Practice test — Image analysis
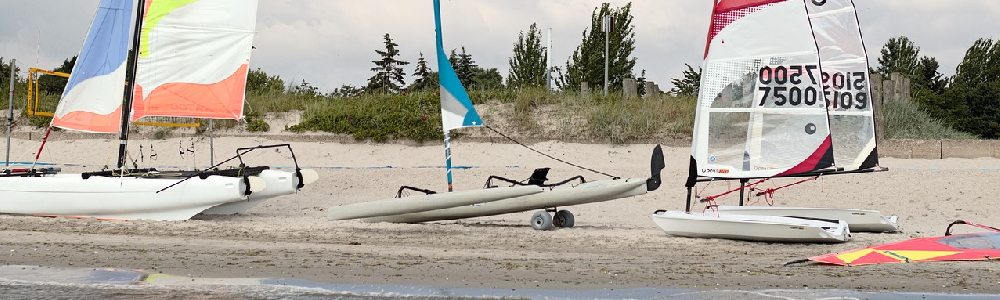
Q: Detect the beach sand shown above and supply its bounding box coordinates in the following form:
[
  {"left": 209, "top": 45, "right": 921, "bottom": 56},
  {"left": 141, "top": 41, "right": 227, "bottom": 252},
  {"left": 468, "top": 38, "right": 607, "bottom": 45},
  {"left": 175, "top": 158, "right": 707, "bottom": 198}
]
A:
[{"left": 2, "top": 131, "right": 999, "bottom": 294}]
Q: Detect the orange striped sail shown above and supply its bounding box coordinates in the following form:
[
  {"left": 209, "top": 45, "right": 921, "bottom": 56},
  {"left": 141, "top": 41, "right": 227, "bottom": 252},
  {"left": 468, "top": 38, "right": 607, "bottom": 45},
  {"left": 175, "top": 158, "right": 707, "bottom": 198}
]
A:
[{"left": 130, "top": 0, "right": 258, "bottom": 121}]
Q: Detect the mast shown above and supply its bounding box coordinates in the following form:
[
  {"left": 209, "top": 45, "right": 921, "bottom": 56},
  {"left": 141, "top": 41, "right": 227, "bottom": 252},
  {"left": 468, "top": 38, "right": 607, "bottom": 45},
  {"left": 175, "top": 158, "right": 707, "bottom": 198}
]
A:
[
  {"left": 5, "top": 59, "right": 14, "bottom": 168},
  {"left": 116, "top": 0, "right": 147, "bottom": 169}
]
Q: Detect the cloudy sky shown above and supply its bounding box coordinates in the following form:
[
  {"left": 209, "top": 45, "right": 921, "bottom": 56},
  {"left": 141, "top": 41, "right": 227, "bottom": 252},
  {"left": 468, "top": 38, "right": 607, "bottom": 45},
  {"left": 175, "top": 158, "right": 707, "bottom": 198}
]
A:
[{"left": 1, "top": 0, "right": 997, "bottom": 93}]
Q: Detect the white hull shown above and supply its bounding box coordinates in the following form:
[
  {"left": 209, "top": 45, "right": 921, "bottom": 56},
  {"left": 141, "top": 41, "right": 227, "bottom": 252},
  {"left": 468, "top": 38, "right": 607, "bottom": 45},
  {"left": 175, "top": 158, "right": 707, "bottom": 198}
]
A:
[
  {"left": 650, "top": 210, "right": 850, "bottom": 243},
  {"left": 361, "top": 178, "right": 649, "bottom": 223},
  {"left": 328, "top": 185, "right": 544, "bottom": 221},
  {"left": 201, "top": 169, "right": 304, "bottom": 215},
  {"left": 715, "top": 205, "right": 899, "bottom": 232},
  {"left": 0, "top": 174, "right": 251, "bottom": 221}
]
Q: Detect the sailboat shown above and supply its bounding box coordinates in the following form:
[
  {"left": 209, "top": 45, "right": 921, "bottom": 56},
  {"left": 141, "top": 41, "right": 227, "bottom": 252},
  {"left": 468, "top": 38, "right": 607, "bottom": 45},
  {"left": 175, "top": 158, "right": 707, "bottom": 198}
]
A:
[
  {"left": 129, "top": 0, "right": 316, "bottom": 215},
  {"left": 710, "top": 0, "right": 897, "bottom": 233},
  {"left": 327, "top": 0, "right": 545, "bottom": 221},
  {"left": 0, "top": 0, "right": 257, "bottom": 221},
  {"left": 649, "top": 0, "right": 866, "bottom": 243},
  {"left": 329, "top": 0, "right": 664, "bottom": 230},
  {"left": 0, "top": 0, "right": 308, "bottom": 220}
]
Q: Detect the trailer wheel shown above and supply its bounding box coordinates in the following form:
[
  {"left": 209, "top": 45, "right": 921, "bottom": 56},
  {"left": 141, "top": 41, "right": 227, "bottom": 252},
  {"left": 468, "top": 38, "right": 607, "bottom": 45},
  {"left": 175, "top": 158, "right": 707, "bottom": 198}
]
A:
[{"left": 530, "top": 210, "right": 554, "bottom": 231}]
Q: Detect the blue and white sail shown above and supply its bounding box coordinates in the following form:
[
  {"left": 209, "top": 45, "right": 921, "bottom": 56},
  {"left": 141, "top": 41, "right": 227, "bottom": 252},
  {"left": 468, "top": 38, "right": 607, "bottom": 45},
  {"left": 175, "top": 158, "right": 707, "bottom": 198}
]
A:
[
  {"left": 51, "top": 0, "right": 132, "bottom": 133},
  {"left": 434, "top": 0, "right": 482, "bottom": 191},
  {"left": 434, "top": 0, "right": 483, "bottom": 132}
]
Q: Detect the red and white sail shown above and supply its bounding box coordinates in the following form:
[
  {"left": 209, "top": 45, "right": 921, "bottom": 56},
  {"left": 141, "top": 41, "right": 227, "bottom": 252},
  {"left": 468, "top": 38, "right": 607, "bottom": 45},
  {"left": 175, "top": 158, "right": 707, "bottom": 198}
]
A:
[{"left": 691, "top": 0, "right": 834, "bottom": 179}]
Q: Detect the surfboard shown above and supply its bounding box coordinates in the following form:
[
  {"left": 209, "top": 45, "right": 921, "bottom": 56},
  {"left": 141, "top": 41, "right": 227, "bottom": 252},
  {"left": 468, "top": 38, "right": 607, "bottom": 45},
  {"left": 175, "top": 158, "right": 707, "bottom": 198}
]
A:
[
  {"left": 327, "top": 185, "right": 544, "bottom": 221},
  {"left": 359, "top": 178, "right": 649, "bottom": 223}
]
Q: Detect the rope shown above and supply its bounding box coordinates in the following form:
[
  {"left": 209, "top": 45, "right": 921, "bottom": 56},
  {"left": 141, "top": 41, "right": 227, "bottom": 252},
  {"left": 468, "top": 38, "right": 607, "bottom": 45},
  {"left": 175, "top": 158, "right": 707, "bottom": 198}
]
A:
[
  {"left": 699, "top": 178, "right": 767, "bottom": 203},
  {"left": 30, "top": 127, "right": 52, "bottom": 170},
  {"left": 750, "top": 176, "right": 818, "bottom": 204},
  {"left": 945, "top": 220, "right": 1000, "bottom": 236},
  {"left": 155, "top": 146, "right": 258, "bottom": 193},
  {"left": 483, "top": 124, "right": 617, "bottom": 179}
]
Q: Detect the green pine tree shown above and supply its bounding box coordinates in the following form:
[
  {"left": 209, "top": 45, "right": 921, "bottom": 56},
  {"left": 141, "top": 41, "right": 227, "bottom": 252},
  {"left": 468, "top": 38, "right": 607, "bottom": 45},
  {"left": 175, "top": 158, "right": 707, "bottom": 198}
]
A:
[
  {"left": 449, "top": 47, "right": 477, "bottom": 88},
  {"left": 408, "top": 52, "right": 436, "bottom": 91},
  {"left": 367, "top": 33, "right": 410, "bottom": 94}
]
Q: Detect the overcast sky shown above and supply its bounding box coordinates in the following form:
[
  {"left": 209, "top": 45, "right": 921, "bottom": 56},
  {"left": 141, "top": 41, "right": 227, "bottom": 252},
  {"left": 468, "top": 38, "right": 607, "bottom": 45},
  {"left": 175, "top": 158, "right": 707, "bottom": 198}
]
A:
[{"left": 1, "top": 1, "right": 997, "bottom": 93}]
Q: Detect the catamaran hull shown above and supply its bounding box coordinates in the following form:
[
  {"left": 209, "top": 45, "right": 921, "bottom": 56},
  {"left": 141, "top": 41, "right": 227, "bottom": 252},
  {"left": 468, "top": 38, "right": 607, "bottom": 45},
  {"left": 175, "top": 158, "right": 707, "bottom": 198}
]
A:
[
  {"left": 650, "top": 210, "right": 850, "bottom": 243},
  {"left": 201, "top": 169, "right": 302, "bottom": 215},
  {"left": 0, "top": 175, "right": 250, "bottom": 221},
  {"left": 715, "top": 206, "right": 899, "bottom": 232},
  {"left": 327, "top": 185, "right": 545, "bottom": 221},
  {"left": 361, "top": 178, "right": 649, "bottom": 223}
]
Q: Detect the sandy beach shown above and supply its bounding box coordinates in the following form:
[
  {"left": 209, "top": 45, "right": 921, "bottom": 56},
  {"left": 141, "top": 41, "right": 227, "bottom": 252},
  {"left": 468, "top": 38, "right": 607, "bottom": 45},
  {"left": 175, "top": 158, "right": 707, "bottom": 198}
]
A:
[{"left": 2, "top": 130, "right": 1000, "bottom": 295}]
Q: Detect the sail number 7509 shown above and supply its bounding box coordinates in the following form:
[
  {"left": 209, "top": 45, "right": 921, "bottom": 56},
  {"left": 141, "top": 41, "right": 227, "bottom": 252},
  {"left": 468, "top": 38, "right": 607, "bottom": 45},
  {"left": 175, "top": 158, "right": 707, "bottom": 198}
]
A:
[{"left": 757, "top": 65, "right": 868, "bottom": 109}]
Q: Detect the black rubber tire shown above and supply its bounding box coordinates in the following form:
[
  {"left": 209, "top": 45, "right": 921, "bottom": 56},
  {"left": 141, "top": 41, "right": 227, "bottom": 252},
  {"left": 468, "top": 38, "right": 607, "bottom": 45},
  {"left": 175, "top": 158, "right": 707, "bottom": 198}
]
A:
[
  {"left": 554, "top": 210, "right": 575, "bottom": 228},
  {"left": 530, "top": 210, "right": 554, "bottom": 231}
]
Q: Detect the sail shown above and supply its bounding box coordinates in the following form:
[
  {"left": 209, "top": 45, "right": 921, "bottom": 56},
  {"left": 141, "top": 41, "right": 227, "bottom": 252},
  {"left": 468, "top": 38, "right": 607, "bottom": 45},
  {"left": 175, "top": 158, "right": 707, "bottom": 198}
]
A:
[
  {"left": 130, "top": 0, "right": 258, "bottom": 121},
  {"left": 806, "top": 0, "right": 879, "bottom": 170},
  {"left": 690, "top": 0, "right": 834, "bottom": 179},
  {"left": 50, "top": 0, "right": 132, "bottom": 133},
  {"left": 434, "top": 0, "right": 483, "bottom": 132}
]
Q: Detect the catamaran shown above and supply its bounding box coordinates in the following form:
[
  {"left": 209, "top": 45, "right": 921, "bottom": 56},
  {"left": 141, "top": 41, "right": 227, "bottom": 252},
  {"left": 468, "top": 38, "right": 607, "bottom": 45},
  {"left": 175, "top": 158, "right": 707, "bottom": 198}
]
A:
[
  {"left": 329, "top": 0, "right": 664, "bottom": 230},
  {"left": 650, "top": 0, "right": 892, "bottom": 243},
  {"left": 0, "top": 0, "right": 309, "bottom": 220}
]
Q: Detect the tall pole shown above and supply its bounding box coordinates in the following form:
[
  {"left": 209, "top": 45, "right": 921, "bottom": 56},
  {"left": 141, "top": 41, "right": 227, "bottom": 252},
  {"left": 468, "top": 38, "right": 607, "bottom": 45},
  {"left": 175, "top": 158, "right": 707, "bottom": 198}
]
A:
[
  {"left": 117, "top": 0, "right": 147, "bottom": 169},
  {"left": 5, "top": 59, "right": 15, "bottom": 168},
  {"left": 546, "top": 27, "right": 552, "bottom": 91},
  {"left": 208, "top": 119, "right": 215, "bottom": 166},
  {"left": 603, "top": 13, "right": 610, "bottom": 96}
]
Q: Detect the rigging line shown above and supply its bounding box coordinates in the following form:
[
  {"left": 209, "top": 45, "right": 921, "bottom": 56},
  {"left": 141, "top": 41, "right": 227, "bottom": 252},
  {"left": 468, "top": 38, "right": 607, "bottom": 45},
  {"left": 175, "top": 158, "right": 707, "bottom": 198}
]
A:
[
  {"left": 699, "top": 178, "right": 767, "bottom": 202},
  {"left": 155, "top": 146, "right": 262, "bottom": 193},
  {"left": 483, "top": 124, "right": 617, "bottom": 179},
  {"left": 752, "top": 176, "right": 818, "bottom": 200}
]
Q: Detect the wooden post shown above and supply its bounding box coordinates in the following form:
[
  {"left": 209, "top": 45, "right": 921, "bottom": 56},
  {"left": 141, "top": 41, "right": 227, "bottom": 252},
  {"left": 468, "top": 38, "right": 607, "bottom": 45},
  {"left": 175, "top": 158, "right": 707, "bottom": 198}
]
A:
[{"left": 622, "top": 78, "right": 637, "bottom": 98}]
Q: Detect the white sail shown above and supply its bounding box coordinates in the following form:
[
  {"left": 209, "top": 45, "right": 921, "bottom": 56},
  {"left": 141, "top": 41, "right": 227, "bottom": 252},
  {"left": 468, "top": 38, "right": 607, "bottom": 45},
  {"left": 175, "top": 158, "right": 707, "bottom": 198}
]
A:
[
  {"left": 806, "top": 0, "right": 879, "bottom": 170},
  {"left": 691, "top": 0, "right": 834, "bottom": 179}
]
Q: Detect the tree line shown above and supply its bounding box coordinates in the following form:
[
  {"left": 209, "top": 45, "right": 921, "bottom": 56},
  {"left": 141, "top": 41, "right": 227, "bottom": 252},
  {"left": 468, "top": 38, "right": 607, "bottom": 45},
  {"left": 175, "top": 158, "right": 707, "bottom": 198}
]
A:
[
  {"left": 12, "top": 2, "right": 1000, "bottom": 139},
  {"left": 875, "top": 37, "right": 1000, "bottom": 138}
]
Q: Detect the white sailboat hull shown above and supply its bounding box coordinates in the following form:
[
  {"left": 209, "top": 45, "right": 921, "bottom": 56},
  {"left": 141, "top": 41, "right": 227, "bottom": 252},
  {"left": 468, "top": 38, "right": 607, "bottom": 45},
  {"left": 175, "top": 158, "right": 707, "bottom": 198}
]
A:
[
  {"left": 0, "top": 174, "right": 250, "bottom": 221},
  {"left": 201, "top": 169, "right": 301, "bottom": 215},
  {"left": 361, "top": 178, "right": 649, "bottom": 223},
  {"left": 327, "top": 185, "right": 545, "bottom": 221},
  {"left": 650, "top": 210, "right": 850, "bottom": 243},
  {"left": 715, "top": 205, "right": 899, "bottom": 232}
]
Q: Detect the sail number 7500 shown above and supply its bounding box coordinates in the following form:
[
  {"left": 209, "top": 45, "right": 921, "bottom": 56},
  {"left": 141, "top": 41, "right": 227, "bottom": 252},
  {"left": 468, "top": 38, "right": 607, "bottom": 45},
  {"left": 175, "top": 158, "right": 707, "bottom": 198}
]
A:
[{"left": 757, "top": 65, "right": 868, "bottom": 109}]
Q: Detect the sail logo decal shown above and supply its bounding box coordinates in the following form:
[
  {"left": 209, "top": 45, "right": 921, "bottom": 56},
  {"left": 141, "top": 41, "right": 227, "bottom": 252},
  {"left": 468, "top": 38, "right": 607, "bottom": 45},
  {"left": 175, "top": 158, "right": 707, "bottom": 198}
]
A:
[
  {"left": 701, "top": 168, "right": 730, "bottom": 174},
  {"left": 812, "top": 0, "right": 826, "bottom": 6}
]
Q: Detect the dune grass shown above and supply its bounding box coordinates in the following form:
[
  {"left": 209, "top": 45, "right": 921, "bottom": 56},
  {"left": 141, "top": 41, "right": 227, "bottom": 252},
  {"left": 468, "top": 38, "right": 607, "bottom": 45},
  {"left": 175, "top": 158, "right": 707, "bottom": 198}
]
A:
[
  {"left": 877, "top": 99, "right": 976, "bottom": 140},
  {"left": 8, "top": 87, "right": 979, "bottom": 143}
]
